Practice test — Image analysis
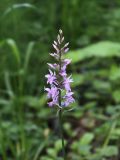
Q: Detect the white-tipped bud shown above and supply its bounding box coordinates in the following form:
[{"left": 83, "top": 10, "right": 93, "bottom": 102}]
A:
[
  {"left": 49, "top": 53, "right": 54, "bottom": 56},
  {"left": 49, "top": 53, "right": 59, "bottom": 59},
  {"left": 57, "top": 34, "right": 61, "bottom": 44},
  {"left": 61, "top": 37, "right": 64, "bottom": 43},
  {"left": 47, "top": 63, "right": 54, "bottom": 69},
  {"left": 52, "top": 44, "right": 59, "bottom": 53},
  {"left": 54, "top": 40, "right": 57, "bottom": 45},
  {"left": 59, "top": 29, "right": 63, "bottom": 35},
  {"left": 64, "top": 42, "right": 69, "bottom": 48}
]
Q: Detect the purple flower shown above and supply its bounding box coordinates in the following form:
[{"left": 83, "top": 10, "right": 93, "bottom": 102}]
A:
[
  {"left": 45, "top": 86, "right": 59, "bottom": 107},
  {"left": 63, "top": 59, "right": 71, "bottom": 65},
  {"left": 60, "top": 69, "right": 67, "bottom": 77},
  {"left": 45, "top": 70, "right": 57, "bottom": 85},
  {"left": 64, "top": 48, "right": 69, "bottom": 53},
  {"left": 63, "top": 76, "right": 73, "bottom": 92},
  {"left": 60, "top": 59, "right": 71, "bottom": 77},
  {"left": 45, "top": 87, "right": 58, "bottom": 99},
  {"left": 63, "top": 92, "right": 75, "bottom": 107},
  {"left": 45, "top": 29, "right": 75, "bottom": 107}
]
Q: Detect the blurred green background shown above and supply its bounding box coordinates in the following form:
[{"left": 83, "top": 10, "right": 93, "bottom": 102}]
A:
[{"left": 1, "top": 0, "right": 120, "bottom": 160}]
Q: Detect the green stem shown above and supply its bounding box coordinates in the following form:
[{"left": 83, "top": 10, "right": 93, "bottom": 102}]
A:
[
  {"left": 59, "top": 109, "right": 66, "bottom": 160},
  {"left": 58, "top": 30, "right": 66, "bottom": 159},
  {"left": 103, "top": 121, "right": 117, "bottom": 148},
  {"left": 17, "top": 60, "right": 27, "bottom": 159},
  {"left": 0, "top": 129, "right": 7, "bottom": 160}
]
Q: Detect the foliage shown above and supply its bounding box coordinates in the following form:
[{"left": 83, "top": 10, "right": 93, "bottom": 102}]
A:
[
  {"left": 66, "top": 41, "right": 120, "bottom": 159},
  {"left": 1, "top": 0, "right": 120, "bottom": 160}
]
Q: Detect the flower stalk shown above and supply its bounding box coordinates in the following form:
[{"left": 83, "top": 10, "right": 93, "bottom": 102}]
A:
[
  {"left": 59, "top": 109, "right": 66, "bottom": 159},
  {"left": 45, "top": 29, "right": 75, "bottom": 159}
]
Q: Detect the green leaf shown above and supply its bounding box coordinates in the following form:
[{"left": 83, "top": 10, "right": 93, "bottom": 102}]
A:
[
  {"left": 93, "top": 80, "right": 111, "bottom": 91},
  {"left": 3, "top": 3, "right": 37, "bottom": 16},
  {"left": 46, "top": 148, "right": 57, "bottom": 158},
  {"left": 54, "top": 139, "right": 62, "bottom": 152},
  {"left": 4, "top": 71, "right": 14, "bottom": 98},
  {"left": 41, "top": 157, "right": 53, "bottom": 160},
  {"left": 72, "top": 74, "right": 84, "bottom": 87},
  {"left": 97, "top": 146, "right": 118, "bottom": 157},
  {"left": 111, "top": 128, "right": 120, "bottom": 137},
  {"left": 0, "top": 99, "right": 9, "bottom": 105},
  {"left": 78, "top": 145, "right": 91, "bottom": 155},
  {"left": 6, "top": 39, "right": 21, "bottom": 65},
  {"left": 66, "top": 41, "right": 120, "bottom": 63},
  {"left": 112, "top": 90, "right": 120, "bottom": 103},
  {"left": 22, "top": 95, "right": 46, "bottom": 108},
  {"left": 24, "top": 41, "right": 35, "bottom": 73},
  {"left": 109, "top": 65, "right": 120, "bottom": 81},
  {"left": 80, "top": 133, "right": 94, "bottom": 145}
]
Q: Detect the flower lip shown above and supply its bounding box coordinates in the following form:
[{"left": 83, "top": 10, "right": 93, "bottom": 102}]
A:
[
  {"left": 45, "top": 70, "right": 57, "bottom": 85},
  {"left": 64, "top": 48, "right": 69, "bottom": 53}
]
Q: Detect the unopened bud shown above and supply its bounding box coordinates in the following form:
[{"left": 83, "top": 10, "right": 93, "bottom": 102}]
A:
[{"left": 59, "top": 29, "right": 63, "bottom": 35}]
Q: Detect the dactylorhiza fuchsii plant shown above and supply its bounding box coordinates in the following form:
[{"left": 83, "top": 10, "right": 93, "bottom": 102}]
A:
[{"left": 45, "top": 29, "right": 75, "bottom": 159}]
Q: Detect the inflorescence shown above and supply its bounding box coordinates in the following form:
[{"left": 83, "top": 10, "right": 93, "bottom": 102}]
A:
[{"left": 45, "top": 29, "right": 75, "bottom": 107}]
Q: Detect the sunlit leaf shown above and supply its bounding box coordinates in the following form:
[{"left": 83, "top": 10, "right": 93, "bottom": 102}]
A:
[
  {"left": 3, "top": 3, "right": 37, "bottom": 16},
  {"left": 66, "top": 41, "right": 120, "bottom": 63}
]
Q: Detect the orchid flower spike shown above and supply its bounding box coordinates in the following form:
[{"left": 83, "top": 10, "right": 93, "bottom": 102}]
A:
[{"left": 45, "top": 29, "right": 75, "bottom": 107}]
